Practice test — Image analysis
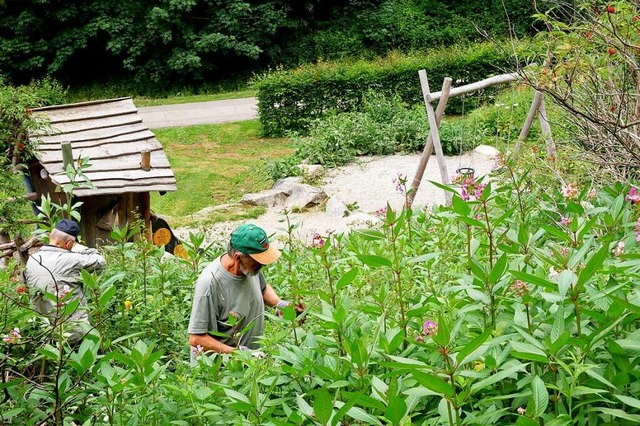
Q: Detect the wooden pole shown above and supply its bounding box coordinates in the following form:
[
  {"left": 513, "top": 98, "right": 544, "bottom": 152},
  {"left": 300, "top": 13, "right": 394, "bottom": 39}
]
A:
[
  {"left": 513, "top": 90, "right": 543, "bottom": 159},
  {"left": 419, "top": 70, "right": 451, "bottom": 206},
  {"left": 538, "top": 96, "right": 557, "bottom": 160},
  {"left": 140, "top": 193, "right": 152, "bottom": 242},
  {"left": 61, "top": 141, "right": 73, "bottom": 170},
  {"left": 141, "top": 150, "right": 151, "bottom": 171},
  {"left": 426, "top": 73, "right": 518, "bottom": 103},
  {"left": 407, "top": 77, "right": 452, "bottom": 208}
]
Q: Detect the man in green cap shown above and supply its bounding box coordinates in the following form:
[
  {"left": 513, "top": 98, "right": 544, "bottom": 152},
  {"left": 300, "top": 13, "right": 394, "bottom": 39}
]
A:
[{"left": 188, "top": 223, "right": 300, "bottom": 360}]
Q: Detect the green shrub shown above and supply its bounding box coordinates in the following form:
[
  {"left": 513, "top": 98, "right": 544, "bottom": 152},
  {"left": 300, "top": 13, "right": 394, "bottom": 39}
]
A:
[{"left": 257, "top": 42, "right": 527, "bottom": 137}]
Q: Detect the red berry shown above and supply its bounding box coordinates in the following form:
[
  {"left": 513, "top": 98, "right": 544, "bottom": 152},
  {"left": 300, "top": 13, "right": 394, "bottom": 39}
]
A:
[
  {"left": 585, "top": 31, "right": 592, "bottom": 38},
  {"left": 607, "top": 5, "right": 615, "bottom": 13},
  {"left": 609, "top": 47, "right": 616, "bottom": 55},
  {"left": 16, "top": 285, "right": 27, "bottom": 294},
  {"left": 634, "top": 16, "right": 640, "bottom": 22}
]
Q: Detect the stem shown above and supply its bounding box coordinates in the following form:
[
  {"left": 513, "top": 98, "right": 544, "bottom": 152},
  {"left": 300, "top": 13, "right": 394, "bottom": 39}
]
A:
[
  {"left": 390, "top": 231, "right": 408, "bottom": 346},
  {"left": 573, "top": 296, "right": 582, "bottom": 337}
]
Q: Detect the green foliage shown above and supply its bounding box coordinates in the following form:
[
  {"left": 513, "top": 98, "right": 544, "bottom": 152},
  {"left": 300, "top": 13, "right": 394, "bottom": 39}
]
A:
[{"left": 256, "top": 42, "right": 522, "bottom": 137}]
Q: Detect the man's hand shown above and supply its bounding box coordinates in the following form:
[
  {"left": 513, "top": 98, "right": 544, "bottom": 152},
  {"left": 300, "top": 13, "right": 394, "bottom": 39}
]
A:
[{"left": 275, "top": 300, "right": 306, "bottom": 325}]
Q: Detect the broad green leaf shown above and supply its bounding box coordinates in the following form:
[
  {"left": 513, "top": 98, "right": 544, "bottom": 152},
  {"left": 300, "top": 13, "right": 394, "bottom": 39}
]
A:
[
  {"left": 531, "top": 376, "right": 549, "bottom": 417},
  {"left": 385, "top": 394, "right": 408, "bottom": 425},
  {"left": 541, "top": 224, "right": 573, "bottom": 244},
  {"left": 470, "top": 364, "right": 527, "bottom": 393},
  {"left": 511, "top": 341, "right": 548, "bottom": 363},
  {"left": 451, "top": 194, "right": 471, "bottom": 215},
  {"left": 614, "top": 339, "right": 640, "bottom": 356},
  {"left": 407, "top": 253, "right": 439, "bottom": 264},
  {"left": 614, "top": 394, "right": 640, "bottom": 410},
  {"left": 488, "top": 253, "right": 508, "bottom": 285},
  {"left": 357, "top": 254, "right": 392, "bottom": 269},
  {"left": 352, "top": 229, "right": 385, "bottom": 240},
  {"left": 336, "top": 267, "right": 359, "bottom": 291},
  {"left": 556, "top": 270, "right": 575, "bottom": 298},
  {"left": 585, "top": 369, "right": 616, "bottom": 389},
  {"left": 411, "top": 371, "right": 453, "bottom": 397},
  {"left": 332, "top": 394, "right": 363, "bottom": 426},
  {"left": 590, "top": 407, "right": 640, "bottom": 422},
  {"left": 515, "top": 416, "right": 539, "bottom": 426},
  {"left": 456, "top": 329, "right": 492, "bottom": 365},
  {"left": 314, "top": 387, "right": 333, "bottom": 425},
  {"left": 296, "top": 394, "right": 314, "bottom": 417},
  {"left": 346, "top": 406, "right": 382, "bottom": 425},
  {"left": 509, "top": 270, "right": 555, "bottom": 291},
  {"left": 99, "top": 285, "right": 117, "bottom": 309},
  {"left": 576, "top": 244, "right": 609, "bottom": 288}
]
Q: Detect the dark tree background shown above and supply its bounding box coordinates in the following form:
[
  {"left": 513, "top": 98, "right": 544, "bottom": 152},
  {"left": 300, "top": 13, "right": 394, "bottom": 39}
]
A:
[{"left": 0, "top": 0, "right": 539, "bottom": 93}]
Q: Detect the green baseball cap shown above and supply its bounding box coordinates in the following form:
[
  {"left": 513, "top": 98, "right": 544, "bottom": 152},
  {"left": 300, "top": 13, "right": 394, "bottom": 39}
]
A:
[{"left": 230, "top": 223, "right": 280, "bottom": 265}]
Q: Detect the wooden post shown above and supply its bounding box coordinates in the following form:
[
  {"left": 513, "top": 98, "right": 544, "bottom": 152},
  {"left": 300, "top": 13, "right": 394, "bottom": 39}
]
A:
[
  {"left": 538, "top": 97, "right": 557, "bottom": 160},
  {"left": 61, "top": 141, "right": 73, "bottom": 170},
  {"left": 140, "top": 193, "right": 152, "bottom": 242},
  {"left": 141, "top": 150, "right": 151, "bottom": 171},
  {"left": 407, "top": 77, "right": 452, "bottom": 208},
  {"left": 419, "top": 70, "right": 451, "bottom": 205},
  {"left": 513, "top": 90, "right": 543, "bottom": 159}
]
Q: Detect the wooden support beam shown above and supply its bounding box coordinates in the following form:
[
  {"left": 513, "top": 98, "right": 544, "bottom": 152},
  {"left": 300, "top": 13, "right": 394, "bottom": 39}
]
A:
[
  {"left": 407, "top": 77, "right": 452, "bottom": 208},
  {"left": 426, "top": 73, "right": 518, "bottom": 103},
  {"left": 538, "top": 97, "right": 557, "bottom": 160},
  {"left": 419, "top": 70, "right": 451, "bottom": 206},
  {"left": 513, "top": 90, "right": 544, "bottom": 159}
]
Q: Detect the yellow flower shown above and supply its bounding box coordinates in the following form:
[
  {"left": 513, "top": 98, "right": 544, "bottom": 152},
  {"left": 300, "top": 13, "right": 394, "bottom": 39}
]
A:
[
  {"left": 124, "top": 300, "right": 133, "bottom": 310},
  {"left": 473, "top": 361, "right": 485, "bottom": 372}
]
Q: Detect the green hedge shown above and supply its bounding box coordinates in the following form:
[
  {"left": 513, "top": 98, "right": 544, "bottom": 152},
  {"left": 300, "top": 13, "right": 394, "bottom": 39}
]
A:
[{"left": 257, "top": 43, "right": 520, "bottom": 137}]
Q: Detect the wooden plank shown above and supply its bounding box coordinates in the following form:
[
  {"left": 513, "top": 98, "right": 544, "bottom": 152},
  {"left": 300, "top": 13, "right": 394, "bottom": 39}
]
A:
[
  {"left": 38, "top": 122, "right": 150, "bottom": 144},
  {"left": 39, "top": 141, "right": 163, "bottom": 163},
  {"left": 42, "top": 151, "right": 172, "bottom": 174},
  {"left": 51, "top": 169, "right": 175, "bottom": 185},
  {"left": 75, "top": 184, "right": 177, "bottom": 197},
  {"left": 33, "top": 98, "right": 137, "bottom": 124},
  {"left": 31, "top": 113, "right": 141, "bottom": 136},
  {"left": 38, "top": 131, "right": 158, "bottom": 150},
  {"left": 513, "top": 90, "right": 543, "bottom": 158}
]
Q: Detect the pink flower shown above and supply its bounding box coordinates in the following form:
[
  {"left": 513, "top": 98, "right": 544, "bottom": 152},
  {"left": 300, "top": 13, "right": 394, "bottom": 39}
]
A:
[
  {"left": 393, "top": 173, "right": 407, "bottom": 195},
  {"left": 509, "top": 280, "right": 528, "bottom": 297},
  {"left": 635, "top": 218, "right": 640, "bottom": 242},
  {"left": 626, "top": 187, "right": 640, "bottom": 205},
  {"left": 587, "top": 188, "right": 597, "bottom": 200},
  {"left": 2, "top": 328, "right": 21, "bottom": 344},
  {"left": 560, "top": 216, "right": 571, "bottom": 226},
  {"left": 423, "top": 320, "right": 438, "bottom": 336},
  {"left": 310, "top": 232, "right": 326, "bottom": 249},
  {"left": 562, "top": 182, "right": 579, "bottom": 199},
  {"left": 473, "top": 183, "right": 487, "bottom": 199},
  {"left": 374, "top": 206, "right": 388, "bottom": 217},
  {"left": 614, "top": 241, "right": 625, "bottom": 257},
  {"left": 415, "top": 335, "right": 424, "bottom": 343}
]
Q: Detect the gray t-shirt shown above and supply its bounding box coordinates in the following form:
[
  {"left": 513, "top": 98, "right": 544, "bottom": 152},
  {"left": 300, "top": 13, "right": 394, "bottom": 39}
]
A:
[{"left": 188, "top": 256, "right": 267, "bottom": 359}]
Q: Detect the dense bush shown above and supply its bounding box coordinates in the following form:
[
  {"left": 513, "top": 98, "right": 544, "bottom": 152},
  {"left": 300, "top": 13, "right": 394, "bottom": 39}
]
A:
[
  {"left": 256, "top": 42, "right": 524, "bottom": 137},
  {"left": 2, "top": 151, "right": 640, "bottom": 424}
]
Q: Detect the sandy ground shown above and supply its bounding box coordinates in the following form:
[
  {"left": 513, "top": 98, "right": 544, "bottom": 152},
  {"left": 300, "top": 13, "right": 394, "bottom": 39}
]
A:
[{"left": 174, "top": 147, "right": 499, "bottom": 247}]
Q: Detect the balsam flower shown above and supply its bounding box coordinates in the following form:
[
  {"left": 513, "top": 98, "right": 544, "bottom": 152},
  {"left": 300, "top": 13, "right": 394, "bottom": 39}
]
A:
[
  {"left": 423, "top": 320, "right": 438, "bottom": 336},
  {"left": 626, "top": 187, "right": 640, "bottom": 205},
  {"left": 562, "top": 182, "right": 578, "bottom": 199}
]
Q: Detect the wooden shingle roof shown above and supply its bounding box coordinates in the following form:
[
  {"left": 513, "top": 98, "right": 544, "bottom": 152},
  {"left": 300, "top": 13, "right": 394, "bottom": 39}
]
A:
[{"left": 31, "top": 98, "right": 176, "bottom": 197}]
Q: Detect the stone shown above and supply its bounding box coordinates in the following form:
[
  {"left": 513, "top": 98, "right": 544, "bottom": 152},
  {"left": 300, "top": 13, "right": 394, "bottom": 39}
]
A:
[
  {"left": 474, "top": 144, "right": 499, "bottom": 158},
  {"left": 345, "top": 212, "right": 381, "bottom": 228},
  {"left": 240, "top": 190, "right": 288, "bottom": 207},
  {"left": 326, "top": 196, "right": 349, "bottom": 217},
  {"left": 296, "top": 164, "right": 324, "bottom": 179},
  {"left": 271, "top": 177, "right": 326, "bottom": 209}
]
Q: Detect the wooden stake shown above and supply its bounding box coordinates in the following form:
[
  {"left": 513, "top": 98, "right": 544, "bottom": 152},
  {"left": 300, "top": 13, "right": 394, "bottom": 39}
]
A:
[
  {"left": 538, "top": 96, "right": 557, "bottom": 160},
  {"left": 513, "top": 90, "right": 543, "bottom": 159},
  {"left": 61, "top": 142, "right": 73, "bottom": 170},
  {"left": 407, "top": 77, "right": 452, "bottom": 208},
  {"left": 141, "top": 150, "right": 151, "bottom": 171},
  {"left": 427, "top": 73, "right": 518, "bottom": 103},
  {"left": 419, "top": 70, "right": 451, "bottom": 206}
]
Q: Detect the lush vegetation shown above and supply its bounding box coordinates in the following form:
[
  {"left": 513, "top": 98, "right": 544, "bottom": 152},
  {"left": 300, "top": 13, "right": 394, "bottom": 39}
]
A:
[
  {"left": 257, "top": 43, "right": 521, "bottom": 137},
  {"left": 3, "top": 146, "right": 640, "bottom": 424},
  {"left": 0, "top": 0, "right": 539, "bottom": 94}
]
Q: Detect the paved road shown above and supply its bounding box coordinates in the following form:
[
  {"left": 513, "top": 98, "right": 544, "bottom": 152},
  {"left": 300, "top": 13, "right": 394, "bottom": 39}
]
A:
[{"left": 137, "top": 97, "right": 258, "bottom": 129}]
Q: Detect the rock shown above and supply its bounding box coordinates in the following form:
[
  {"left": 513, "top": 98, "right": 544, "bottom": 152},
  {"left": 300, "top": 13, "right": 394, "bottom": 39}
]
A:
[
  {"left": 326, "top": 196, "right": 349, "bottom": 217},
  {"left": 474, "top": 144, "right": 499, "bottom": 158},
  {"left": 273, "top": 178, "right": 327, "bottom": 209},
  {"left": 296, "top": 164, "right": 324, "bottom": 179},
  {"left": 240, "top": 189, "right": 288, "bottom": 207}
]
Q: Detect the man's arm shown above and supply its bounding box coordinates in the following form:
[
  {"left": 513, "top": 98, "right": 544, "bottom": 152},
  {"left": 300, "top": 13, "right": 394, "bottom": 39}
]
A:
[
  {"left": 262, "top": 284, "right": 282, "bottom": 307},
  {"left": 188, "top": 333, "right": 236, "bottom": 354},
  {"left": 71, "top": 243, "right": 106, "bottom": 272}
]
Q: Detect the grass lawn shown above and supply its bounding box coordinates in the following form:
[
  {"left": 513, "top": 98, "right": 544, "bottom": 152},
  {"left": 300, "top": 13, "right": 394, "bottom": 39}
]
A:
[
  {"left": 151, "top": 119, "right": 293, "bottom": 226},
  {"left": 133, "top": 90, "right": 256, "bottom": 107}
]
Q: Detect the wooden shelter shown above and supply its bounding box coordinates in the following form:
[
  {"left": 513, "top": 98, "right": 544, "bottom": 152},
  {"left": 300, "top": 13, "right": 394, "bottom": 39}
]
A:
[{"left": 27, "top": 97, "right": 177, "bottom": 247}]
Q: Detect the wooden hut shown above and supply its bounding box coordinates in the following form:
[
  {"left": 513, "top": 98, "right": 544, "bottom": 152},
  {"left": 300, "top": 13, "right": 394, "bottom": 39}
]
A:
[{"left": 27, "top": 98, "right": 177, "bottom": 247}]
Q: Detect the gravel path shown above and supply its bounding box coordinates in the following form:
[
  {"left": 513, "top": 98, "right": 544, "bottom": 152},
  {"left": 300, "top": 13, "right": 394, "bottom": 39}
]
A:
[{"left": 174, "top": 147, "right": 499, "bottom": 247}]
